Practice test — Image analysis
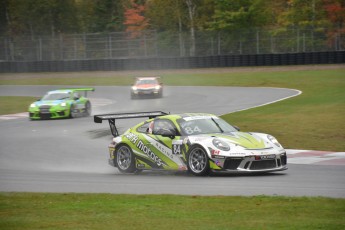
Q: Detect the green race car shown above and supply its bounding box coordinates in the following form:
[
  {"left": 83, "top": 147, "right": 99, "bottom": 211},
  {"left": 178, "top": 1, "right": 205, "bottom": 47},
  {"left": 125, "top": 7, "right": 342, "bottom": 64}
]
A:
[
  {"left": 28, "top": 88, "right": 94, "bottom": 120},
  {"left": 94, "top": 111, "right": 287, "bottom": 176}
]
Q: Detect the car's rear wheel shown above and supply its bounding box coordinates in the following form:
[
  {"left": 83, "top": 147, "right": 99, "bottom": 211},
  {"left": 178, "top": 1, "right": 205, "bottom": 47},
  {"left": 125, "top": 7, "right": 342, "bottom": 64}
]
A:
[
  {"left": 85, "top": 101, "right": 91, "bottom": 116},
  {"left": 115, "top": 144, "right": 136, "bottom": 173},
  {"left": 187, "top": 145, "right": 210, "bottom": 176},
  {"left": 69, "top": 104, "right": 77, "bottom": 118}
]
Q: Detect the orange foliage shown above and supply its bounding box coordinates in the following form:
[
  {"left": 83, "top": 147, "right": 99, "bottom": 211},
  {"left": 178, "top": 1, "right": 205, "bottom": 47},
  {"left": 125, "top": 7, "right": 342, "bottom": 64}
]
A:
[
  {"left": 323, "top": 0, "right": 345, "bottom": 24},
  {"left": 123, "top": 0, "right": 149, "bottom": 38},
  {"left": 323, "top": 0, "right": 345, "bottom": 47}
]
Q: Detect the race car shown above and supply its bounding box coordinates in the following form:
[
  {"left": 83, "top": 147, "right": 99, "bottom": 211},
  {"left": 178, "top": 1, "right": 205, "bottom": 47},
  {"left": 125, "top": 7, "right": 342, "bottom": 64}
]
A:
[
  {"left": 28, "top": 88, "right": 94, "bottom": 120},
  {"left": 130, "top": 77, "right": 163, "bottom": 99},
  {"left": 94, "top": 111, "right": 287, "bottom": 176}
]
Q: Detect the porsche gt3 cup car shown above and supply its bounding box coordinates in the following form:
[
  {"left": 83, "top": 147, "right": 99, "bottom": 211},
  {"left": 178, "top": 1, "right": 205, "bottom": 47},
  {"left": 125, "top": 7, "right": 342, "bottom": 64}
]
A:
[
  {"left": 28, "top": 88, "right": 94, "bottom": 120},
  {"left": 131, "top": 77, "right": 163, "bottom": 99},
  {"left": 94, "top": 112, "right": 287, "bottom": 176}
]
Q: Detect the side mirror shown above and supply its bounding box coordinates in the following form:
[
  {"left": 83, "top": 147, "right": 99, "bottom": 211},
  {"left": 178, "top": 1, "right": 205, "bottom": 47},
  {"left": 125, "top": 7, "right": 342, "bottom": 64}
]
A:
[{"left": 234, "top": 126, "right": 240, "bottom": 131}]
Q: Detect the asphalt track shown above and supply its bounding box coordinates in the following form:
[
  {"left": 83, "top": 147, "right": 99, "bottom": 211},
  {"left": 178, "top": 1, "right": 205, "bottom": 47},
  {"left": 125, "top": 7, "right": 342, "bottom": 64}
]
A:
[{"left": 0, "top": 85, "right": 344, "bottom": 198}]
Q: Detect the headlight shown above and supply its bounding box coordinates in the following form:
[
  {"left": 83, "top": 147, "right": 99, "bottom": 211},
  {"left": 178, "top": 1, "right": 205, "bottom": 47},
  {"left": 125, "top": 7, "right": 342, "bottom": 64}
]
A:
[
  {"left": 267, "top": 135, "right": 281, "bottom": 147},
  {"left": 132, "top": 86, "right": 138, "bottom": 90},
  {"left": 212, "top": 138, "right": 230, "bottom": 151},
  {"left": 60, "top": 102, "right": 67, "bottom": 107},
  {"left": 155, "top": 85, "right": 161, "bottom": 90},
  {"left": 30, "top": 103, "right": 36, "bottom": 108}
]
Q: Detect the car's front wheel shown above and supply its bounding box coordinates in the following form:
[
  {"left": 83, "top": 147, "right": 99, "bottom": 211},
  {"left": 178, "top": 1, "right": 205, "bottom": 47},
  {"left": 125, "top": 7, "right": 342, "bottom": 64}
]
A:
[
  {"left": 115, "top": 144, "right": 136, "bottom": 173},
  {"left": 187, "top": 145, "right": 210, "bottom": 176}
]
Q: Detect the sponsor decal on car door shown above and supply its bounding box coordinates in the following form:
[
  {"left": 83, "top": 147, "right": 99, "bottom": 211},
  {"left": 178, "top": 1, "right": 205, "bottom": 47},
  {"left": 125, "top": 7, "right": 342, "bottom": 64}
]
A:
[{"left": 142, "top": 134, "right": 186, "bottom": 170}]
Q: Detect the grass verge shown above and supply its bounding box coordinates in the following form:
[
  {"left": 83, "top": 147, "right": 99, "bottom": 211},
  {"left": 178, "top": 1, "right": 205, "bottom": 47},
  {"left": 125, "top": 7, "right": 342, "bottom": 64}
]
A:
[
  {"left": 1, "top": 193, "right": 344, "bottom": 230},
  {"left": 0, "top": 96, "right": 38, "bottom": 115}
]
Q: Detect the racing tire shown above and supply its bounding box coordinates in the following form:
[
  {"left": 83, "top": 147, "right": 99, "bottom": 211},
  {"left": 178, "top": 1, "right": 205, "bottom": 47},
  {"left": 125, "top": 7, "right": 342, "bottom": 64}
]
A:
[
  {"left": 187, "top": 145, "right": 210, "bottom": 176},
  {"left": 157, "top": 91, "right": 163, "bottom": 98},
  {"left": 69, "top": 104, "right": 77, "bottom": 118},
  {"left": 85, "top": 101, "right": 91, "bottom": 116},
  {"left": 115, "top": 144, "right": 136, "bottom": 173},
  {"left": 131, "top": 92, "right": 137, "bottom": 100}
]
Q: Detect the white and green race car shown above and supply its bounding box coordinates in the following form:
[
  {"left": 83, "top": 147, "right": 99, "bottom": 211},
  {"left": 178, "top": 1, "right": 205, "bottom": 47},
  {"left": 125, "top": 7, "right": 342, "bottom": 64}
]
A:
[{"left": 94, "top": 112, "right": 287, "bottom": 176}]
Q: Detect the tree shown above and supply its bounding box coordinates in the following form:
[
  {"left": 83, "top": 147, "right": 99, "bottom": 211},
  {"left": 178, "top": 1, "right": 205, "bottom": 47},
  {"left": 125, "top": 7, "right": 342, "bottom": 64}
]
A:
[
  {"left": 323, "top": 0, "right": 345, "bottom": 49},
  {"left": 123, "top": 0, "right": 149, "bottom": 38},
  {"left": 85, "top": 0, "right": 125, "bottom": 33},
  {"left": 6, "top": 0, "right": 79, "bottom": 37},
  {"left": 0, "top": 0, "right": 9, "bottom": 36},
  {"left": 207, "top": 0, "right": 271, "bottom": 31},
  {"left": 185, "top": 0, "right": 196, "bottom": 55}
]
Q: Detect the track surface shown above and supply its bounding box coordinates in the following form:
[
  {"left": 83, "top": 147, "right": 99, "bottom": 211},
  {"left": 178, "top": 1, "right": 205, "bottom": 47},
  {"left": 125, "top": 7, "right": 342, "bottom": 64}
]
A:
[{"left": 0, "top": 85, "right": 344, "bottom": 198}]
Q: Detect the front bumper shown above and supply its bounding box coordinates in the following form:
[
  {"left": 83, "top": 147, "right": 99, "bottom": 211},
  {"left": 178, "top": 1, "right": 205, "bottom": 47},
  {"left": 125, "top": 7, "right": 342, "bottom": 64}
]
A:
[
  {"left": 29, "top": 109, "right": 70, "bottom": 119},
  {"left": 212, "top": 152, "right": 287, "bottom": 173},
  {"left": 132, "top": 89, "right": 161, "bottom": 96}
]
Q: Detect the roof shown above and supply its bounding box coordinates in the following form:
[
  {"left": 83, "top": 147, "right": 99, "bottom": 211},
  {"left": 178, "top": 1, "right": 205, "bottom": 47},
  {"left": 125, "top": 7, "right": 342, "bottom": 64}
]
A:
[{"left": 135, "top": 77, "right": 160, "bottom": 81}]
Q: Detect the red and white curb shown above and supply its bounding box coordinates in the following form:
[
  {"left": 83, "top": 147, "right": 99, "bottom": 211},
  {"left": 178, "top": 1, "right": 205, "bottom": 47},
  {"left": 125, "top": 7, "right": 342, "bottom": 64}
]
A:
[
  {"left": 286, "top": 149, "right": 345, "bottom": 166},
  {"left": 0, "top": 112, "right": 28, "bottom": 120}
]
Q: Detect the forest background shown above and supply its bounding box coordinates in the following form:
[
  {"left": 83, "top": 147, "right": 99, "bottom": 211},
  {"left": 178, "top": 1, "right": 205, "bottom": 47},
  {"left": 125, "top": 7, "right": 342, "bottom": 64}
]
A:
[
  {"left": 0, "top": 0, "right": 344, "bottom": 61},
  {"left": 1, "top": 0, "right": 344, "bottom": 42}
]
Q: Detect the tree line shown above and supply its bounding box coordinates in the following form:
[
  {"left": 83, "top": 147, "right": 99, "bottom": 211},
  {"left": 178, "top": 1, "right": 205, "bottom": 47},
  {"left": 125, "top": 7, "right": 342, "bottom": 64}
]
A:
[
  {"left": 1, "top": 0, "right": 344, "bottom": 35},
  {"left": 0, "top": 0, "right": 344, "bottom": 56}
]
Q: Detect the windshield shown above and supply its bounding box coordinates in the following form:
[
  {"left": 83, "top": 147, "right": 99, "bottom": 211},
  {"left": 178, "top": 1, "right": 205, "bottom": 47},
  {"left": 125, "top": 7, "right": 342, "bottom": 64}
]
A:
[
  {"left": 136, "top": 79, "right": 158, "bottom": 85},
  {"left": 42, "top": 92, "right": 70, "bottom": 100},
  {"left": 178, "top": 116, "right": 238, "bottom": 135}
]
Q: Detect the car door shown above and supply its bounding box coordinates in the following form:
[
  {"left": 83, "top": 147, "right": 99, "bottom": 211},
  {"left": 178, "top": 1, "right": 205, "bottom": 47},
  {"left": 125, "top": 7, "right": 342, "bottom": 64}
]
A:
[
  {"left": 72, "top": 92, "right": 86, "bottom": 112},
  {"left": 144, "top": 119, "right": 186, "bottom": 170}
]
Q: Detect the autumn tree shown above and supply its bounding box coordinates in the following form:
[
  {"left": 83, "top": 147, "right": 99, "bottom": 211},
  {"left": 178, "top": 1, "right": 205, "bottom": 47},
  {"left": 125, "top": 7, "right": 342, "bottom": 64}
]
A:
[
  {"left": 123, "top": 0, "right": 149, "bottom": 38},
  {"left": 323, "top": 0, "right": 345, "bottom": 49}
]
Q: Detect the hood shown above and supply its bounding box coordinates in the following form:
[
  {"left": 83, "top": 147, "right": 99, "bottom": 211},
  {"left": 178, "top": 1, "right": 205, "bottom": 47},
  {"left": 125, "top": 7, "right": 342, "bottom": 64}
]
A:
[
  {"left": 34, "top": 100, "right": 65, "bottom": 106},
  {"left": 136, "top": 84, "right": 157, "bottom": 89},
  {"left": 212, "top": 132, "right": 267, "bottom": 149}
]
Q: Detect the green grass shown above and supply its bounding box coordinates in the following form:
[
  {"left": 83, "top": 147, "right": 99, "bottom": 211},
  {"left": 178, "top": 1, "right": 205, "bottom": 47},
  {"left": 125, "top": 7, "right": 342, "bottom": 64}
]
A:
[
  {"left": 1, "top": 193, "right": 344, "bottom": 230},
  {"left": 1, "top": 67, "right": 344, "bottom": 151},
  {"left": 0, "top": 96, "right": 38, "bottom": 115}
]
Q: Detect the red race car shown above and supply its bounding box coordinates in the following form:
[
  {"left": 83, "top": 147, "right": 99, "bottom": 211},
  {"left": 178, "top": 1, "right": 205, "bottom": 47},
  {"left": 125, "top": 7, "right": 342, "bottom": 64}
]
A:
[{"left": 131, "top": 77, "right": 163, "bottom": 99}]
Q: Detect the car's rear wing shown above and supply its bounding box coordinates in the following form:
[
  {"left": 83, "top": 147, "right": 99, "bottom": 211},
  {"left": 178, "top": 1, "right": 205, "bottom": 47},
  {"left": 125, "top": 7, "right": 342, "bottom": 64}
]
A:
[
  {"left": 94, "top": 111, "right": 168, "bottom": 137},
  {"left": 60, "top": 87, "right": 95, "bottom": 97}
]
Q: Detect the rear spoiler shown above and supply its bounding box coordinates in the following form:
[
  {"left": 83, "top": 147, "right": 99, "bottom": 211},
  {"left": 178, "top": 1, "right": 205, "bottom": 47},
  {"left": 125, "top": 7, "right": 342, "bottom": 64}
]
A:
[
  {"left": 94, "top": 111, "right": 168, "bottom": 137},
  {"left": 60, "top": 88, "right": 95, "bottom": 97}
]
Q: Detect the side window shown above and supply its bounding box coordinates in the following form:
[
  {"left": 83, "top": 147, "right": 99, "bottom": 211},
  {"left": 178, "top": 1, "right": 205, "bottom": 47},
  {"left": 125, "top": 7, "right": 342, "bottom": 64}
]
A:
[
  {"left": 152, "top": 119, "right": 177, "bottom": 136},
  {"left": 73, "top": 92, "right": 80, "bottom": 100},
  {"left": 136, "top": 122, "right": 150, "bottom": 133}
]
